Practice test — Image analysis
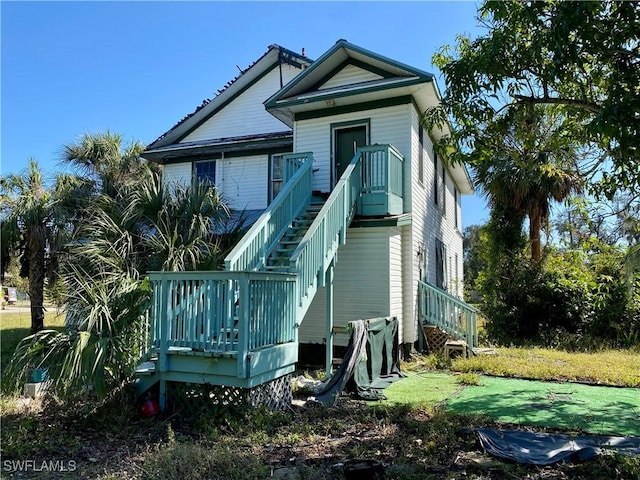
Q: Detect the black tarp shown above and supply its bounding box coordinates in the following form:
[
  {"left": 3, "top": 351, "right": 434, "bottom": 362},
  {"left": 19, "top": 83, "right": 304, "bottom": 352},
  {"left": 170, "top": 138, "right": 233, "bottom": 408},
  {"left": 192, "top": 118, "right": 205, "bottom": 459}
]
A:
[
  {"left": 476, "top": 428, "right": 640, "bottom": 465},
  {"left": 309, "top": 317, "right": 403, "bottom": 405}
]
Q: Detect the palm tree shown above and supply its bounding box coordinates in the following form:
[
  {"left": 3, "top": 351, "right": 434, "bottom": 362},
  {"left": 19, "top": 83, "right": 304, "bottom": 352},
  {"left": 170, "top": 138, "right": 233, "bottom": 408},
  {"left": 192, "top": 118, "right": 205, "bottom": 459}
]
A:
[
  {"left": 7, "top": 137, "right": 237, "bottom": 398},
  {"left": 0, "top": 159, "right": 77, "bottom": 332},
  {"left": 472, "top": 107, "right": 582, "bottom": 261},
  {"left": 63, "top": 131, "right": 150, "bottom": 199}
]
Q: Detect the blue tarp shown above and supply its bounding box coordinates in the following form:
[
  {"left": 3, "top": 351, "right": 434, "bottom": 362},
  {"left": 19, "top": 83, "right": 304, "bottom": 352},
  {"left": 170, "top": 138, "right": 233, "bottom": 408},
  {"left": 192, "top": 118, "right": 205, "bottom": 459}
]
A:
[{"left": 476, "top": 428, "right": 640, "bottom": 465}]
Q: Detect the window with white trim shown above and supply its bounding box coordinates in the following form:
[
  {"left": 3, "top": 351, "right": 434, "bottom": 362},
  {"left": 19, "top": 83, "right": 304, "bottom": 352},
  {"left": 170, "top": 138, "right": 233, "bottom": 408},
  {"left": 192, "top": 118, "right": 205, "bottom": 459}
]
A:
[
  {"left": 269, "top": 154, "right": 284, "bottom": 203},
  {"left": 435, "top": 238, "right": 448, "bottom": 291}
]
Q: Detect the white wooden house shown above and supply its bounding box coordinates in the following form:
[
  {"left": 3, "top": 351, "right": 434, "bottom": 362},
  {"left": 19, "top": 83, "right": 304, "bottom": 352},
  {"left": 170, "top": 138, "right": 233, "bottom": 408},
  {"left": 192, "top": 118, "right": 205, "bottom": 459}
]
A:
[{"left": 139, "top": 40, "right": 477, "bottom": 409}]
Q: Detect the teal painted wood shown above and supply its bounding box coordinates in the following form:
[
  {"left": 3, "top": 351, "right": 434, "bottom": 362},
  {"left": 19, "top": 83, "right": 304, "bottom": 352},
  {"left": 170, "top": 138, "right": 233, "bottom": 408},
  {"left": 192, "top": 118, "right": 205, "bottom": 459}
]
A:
[
  {"left": 224, "top": 152, "right": 313, "bottom": 272},
  {"left": 148, "top": 272, "right": 298, "bottom": 365},
  {"left": 359, "top": 145, "right": 404, "bottom": 216},
  {"left": 289, "top": 144, "right": 405, "bottom": 320},
  {"left": 141, "top": 145, "right": 408, "bottom": 392},
  {"left": 289, "top": 150, "right": 363, "bottom": 319},
  {"left": 418, "top": 280, "right": 478, "bottom": 347}
]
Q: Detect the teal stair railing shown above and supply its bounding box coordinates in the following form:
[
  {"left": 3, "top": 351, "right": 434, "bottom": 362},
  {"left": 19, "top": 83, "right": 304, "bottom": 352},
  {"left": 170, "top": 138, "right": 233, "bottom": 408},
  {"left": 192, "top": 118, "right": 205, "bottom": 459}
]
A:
[
  {"left": 224, "top": 152, "right": 313, "bottom": 271},
  {"left": 289, "top": 144, "right": 403, "bottom": 319},
  {"left": 418, "top": 280, "right": 478, "bottom": 347}
]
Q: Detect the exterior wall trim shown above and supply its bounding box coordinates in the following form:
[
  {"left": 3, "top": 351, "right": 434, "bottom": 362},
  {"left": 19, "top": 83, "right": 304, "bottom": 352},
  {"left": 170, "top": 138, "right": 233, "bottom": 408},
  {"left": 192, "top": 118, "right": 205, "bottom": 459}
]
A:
[{"left": 295, "top": 95, "right": 413, "bottom": 121}]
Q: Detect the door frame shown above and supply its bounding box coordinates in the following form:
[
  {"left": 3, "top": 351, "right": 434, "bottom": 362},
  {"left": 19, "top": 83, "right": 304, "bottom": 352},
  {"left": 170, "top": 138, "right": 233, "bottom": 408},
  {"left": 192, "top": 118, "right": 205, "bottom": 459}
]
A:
[{"left": 330, "top": 119, "right": 370, "bottom": 188}]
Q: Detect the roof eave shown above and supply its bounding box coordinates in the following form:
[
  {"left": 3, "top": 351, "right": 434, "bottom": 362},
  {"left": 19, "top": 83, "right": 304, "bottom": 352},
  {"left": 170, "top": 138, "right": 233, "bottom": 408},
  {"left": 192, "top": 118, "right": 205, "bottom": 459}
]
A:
[{"left": 264, "top": 39, "right": 434, "bottom": 110}]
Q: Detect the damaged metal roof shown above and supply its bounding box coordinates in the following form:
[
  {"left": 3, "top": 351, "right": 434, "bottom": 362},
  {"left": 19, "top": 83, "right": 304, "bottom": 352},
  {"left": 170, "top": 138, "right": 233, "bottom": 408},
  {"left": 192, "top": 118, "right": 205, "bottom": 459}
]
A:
[{"left": 146, "top": 44, "right": 313, "bottom": 151}]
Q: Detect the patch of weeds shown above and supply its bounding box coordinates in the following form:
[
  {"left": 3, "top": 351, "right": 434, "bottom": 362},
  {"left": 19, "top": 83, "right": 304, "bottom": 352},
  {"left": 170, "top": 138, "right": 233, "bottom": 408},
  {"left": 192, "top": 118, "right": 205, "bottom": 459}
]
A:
[
  {"left": 455, "top": 372, "right": 480, "bottom": 386},
  {"left": 386, "top": 462, "right": 424, "bottom": 480},
  {"left": 142, "top": 441, "right": 269, "bottom": 480},
  {"left": 451, "top": 347, "right": 640, "bottom": 387},
  {"left": 401, "top": 353, "right": 451, "bottom": 372}
]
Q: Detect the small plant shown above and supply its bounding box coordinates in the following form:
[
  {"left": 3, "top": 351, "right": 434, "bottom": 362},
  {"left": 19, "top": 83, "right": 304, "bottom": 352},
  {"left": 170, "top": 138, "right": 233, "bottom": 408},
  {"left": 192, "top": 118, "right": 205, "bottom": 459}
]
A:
[{"left": 455, "top": 372, "right": 480, "bottom": 386}]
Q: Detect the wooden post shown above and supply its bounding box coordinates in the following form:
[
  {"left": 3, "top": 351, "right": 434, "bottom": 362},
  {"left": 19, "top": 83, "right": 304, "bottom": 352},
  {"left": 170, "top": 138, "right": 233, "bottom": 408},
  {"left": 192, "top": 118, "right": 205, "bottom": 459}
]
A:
[
  {"left": 237, "top": 274, "right": 250, "bottom": 378},
  {"left": 325, "top": 260, "right": 334, "bottom": 376},
  {"left": 158, "top": 277, "right": 169, "bottom": 411}
]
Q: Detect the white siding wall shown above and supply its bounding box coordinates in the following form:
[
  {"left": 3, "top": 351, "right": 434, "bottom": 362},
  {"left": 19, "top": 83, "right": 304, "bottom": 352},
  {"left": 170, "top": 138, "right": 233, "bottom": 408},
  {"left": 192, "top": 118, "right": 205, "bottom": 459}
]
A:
[
  {"left": 180, "top": 64, "right": 301, "bottom": 143},
  {"left": 389, "top": 227, "right": 404, "bottom": 343},
  {"left": 161, "top": 156, "right": 268, "bottom": 210},
  {"left": 162, "top": 162, "right": 192, "bottom": 187},
  {"left": 295, "top": 104, "right": 411, "bottom": 193},
  {"left": 408, "top": 105, "right": 465, "bottom": 343},
  {"left": 298, "top": 227, "right": 398, "bottom": 346},
  {"left": 218, "top": 155, "right": 268, "bottom": 210},
  {"left": 319, "top": 65, "right": 383, "bottom": 90}
]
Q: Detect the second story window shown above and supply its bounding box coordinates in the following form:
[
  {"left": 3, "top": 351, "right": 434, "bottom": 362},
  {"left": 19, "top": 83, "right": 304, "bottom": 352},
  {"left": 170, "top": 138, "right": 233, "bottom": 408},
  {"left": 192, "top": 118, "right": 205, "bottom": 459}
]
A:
[
  {"left": 269, "top": 154, "right": 284, "bottom": 203},
  {"left": 441, "top": 165, "right": 446, "bottom": 216},
  {"left": 433, "top": 151, "right": 439, "bottom": 206},
  {"left": 454, "top": 187, "right": 459, "bottom": 229},
  {"left": 194, "top": 160, "right": 216, "bottom": 185}
]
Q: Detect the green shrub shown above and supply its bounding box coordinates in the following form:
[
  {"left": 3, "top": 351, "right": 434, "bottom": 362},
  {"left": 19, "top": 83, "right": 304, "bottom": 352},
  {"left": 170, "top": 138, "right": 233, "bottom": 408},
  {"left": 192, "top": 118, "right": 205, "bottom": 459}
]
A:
[{"left": 480, "top": 240, "right": 639, "bottom": 348}]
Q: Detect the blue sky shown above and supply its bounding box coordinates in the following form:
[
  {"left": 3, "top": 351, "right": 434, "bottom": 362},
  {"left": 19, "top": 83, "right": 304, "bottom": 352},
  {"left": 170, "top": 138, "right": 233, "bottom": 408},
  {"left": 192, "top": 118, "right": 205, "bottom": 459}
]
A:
[{"left": 1, "top": 1, "right": 488, "bottom": 227}]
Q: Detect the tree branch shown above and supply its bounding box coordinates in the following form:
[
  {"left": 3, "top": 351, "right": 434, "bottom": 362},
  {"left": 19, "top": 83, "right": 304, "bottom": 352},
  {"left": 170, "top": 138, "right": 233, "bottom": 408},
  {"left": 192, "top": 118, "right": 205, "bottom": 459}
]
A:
[{"left": 513, "top": 94, "right": 602, "bottom": 114}]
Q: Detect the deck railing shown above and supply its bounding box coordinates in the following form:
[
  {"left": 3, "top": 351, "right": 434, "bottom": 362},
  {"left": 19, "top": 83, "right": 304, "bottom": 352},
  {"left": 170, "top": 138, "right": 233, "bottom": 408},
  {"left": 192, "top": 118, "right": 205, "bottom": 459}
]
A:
[
  {"left": 359, "top": 144, "right": 404, "bottom": 197},
  {"left": 149, "top": 271, "right": 297, "bottom": 376},
  {"left": 224, "top": 152, "right": 313, "bottom": 272},
  {"left": 418, "top": 280, "right": 478, "bottom": 347},
  {"left": 144, "top": 145, "right": 407, "bottom": 385}
]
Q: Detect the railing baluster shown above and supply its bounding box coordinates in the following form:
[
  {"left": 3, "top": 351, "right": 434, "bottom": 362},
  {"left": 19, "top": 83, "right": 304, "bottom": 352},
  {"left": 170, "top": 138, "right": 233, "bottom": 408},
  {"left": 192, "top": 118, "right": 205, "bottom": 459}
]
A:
[{"left": 417, "top": 280, "right": 478, "bottom": 347}]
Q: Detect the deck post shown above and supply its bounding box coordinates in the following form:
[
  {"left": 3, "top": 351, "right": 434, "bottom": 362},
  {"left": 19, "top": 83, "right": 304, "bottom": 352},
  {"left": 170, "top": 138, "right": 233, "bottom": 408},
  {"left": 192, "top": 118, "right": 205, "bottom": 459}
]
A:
[
  {"left": 158, "top": 277, "right": 169, "bottom": 410},
  {"left": 237, "top": 274, "right": 250, "bottom": 378},
  {"left": 325, "top": 259, "right": 334, "bottom": 376}
]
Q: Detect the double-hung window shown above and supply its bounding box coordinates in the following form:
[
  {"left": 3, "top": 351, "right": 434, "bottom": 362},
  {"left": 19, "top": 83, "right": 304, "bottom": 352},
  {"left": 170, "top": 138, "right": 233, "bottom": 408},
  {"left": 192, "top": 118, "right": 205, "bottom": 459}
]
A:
[
  {"left": 194, "top": 160, "right": 216, "bottom": 186},
  {"left": 269, "top": 154, "right": 284, "bottom": 203},
  {"left": 435, "top": 238, "right": 448, "bottom": 291}
]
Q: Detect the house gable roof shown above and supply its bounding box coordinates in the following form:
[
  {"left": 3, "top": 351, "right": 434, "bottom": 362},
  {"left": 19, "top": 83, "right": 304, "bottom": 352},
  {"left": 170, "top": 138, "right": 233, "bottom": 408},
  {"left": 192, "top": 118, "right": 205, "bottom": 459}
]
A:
[
  {"left": 264, "top": 40, "right": 436, "bottom": 124},
  {"left": 145, "top": 45, "right": 312, "bottom": 152}
]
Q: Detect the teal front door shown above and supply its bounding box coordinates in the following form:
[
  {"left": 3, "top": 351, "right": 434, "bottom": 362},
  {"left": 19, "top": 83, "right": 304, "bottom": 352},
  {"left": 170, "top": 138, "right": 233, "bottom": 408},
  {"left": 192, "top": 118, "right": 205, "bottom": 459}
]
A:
[{"left": 334, "top": 125, "right": 367, "bottom": 186}]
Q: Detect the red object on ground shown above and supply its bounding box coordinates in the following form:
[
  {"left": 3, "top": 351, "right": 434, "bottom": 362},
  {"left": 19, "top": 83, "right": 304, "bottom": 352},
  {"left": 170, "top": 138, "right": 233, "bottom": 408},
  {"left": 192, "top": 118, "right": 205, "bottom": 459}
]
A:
[{"left": 141, "top": 399, "right": 159, "bottom": 417}]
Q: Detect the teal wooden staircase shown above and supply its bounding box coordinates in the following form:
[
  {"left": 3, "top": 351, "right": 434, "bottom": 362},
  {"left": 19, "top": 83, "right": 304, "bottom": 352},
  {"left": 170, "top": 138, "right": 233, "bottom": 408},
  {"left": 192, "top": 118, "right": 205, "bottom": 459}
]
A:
[
  {"left": 418, "top": 280, "right": 479, "bottom": 354},
  {"left": 134, "top": 146, "right": 408, "bottom": 408}
]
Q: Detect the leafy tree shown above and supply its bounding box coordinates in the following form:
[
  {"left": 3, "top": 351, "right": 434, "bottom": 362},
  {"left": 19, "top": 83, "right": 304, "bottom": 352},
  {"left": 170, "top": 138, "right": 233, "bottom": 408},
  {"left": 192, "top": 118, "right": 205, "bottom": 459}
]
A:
[
  {"left": 427, "top": 0, "right": 640, "bottom": 200},
  {"left": 462, "top": 224, "right": 489, "bottom": 300},
  {"left": 0, "top": 160, "right": 78, "bottom": 332}
]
